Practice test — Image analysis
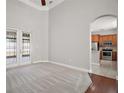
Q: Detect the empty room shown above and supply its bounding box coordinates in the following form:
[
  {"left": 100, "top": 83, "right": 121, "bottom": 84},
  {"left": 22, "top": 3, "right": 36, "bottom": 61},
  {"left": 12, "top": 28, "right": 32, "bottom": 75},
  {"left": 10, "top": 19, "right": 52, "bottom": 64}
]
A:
[{"left": 6, "top": 0, "right": 118, "bottom": 93}]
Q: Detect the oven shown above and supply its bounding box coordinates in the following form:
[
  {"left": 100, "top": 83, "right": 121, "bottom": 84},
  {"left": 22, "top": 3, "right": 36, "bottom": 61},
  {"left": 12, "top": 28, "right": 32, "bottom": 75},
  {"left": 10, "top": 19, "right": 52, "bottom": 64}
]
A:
[{"left": 102, "top": 49, "right": 112, "bottom": 60}]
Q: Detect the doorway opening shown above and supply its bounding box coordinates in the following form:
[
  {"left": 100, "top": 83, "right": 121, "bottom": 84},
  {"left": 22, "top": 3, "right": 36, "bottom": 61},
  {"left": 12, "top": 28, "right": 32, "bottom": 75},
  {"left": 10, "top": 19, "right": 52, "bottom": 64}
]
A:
[{"left": 90, "top": 15, "right": 118, "bottom": 79}]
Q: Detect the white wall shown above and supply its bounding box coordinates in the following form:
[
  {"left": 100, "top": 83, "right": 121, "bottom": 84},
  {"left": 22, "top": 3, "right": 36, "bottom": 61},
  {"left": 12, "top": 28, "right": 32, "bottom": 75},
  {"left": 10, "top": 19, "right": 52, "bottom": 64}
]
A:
[
  {"left": 7, "top": 0, "right": 49, "bottom": 62},
  {"left": 7, "top": 0, "right": 117, "bottom": 71},
  {"left": 49, "top": 0, "right": 117, "bottom": 70}
]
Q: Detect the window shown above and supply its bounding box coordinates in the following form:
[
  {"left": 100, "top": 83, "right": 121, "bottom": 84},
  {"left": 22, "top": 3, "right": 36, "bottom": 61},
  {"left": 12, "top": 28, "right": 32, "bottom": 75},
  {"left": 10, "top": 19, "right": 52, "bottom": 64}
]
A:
[
  {"left": 6, "top": 31, "right": 17, "bottom": 64},
  {"left": 6, "top": 29, "right": 31, "bottom": 66},
  {"left": 22, "top": 32, "right": 30, "bottom": 62}
]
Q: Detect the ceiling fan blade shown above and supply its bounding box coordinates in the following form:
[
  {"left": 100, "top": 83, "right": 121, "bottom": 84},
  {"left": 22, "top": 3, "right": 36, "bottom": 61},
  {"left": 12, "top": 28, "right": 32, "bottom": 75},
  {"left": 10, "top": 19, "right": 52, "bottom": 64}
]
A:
[{"left": 41, "top": 0, "right": 46, "bottom": 6}]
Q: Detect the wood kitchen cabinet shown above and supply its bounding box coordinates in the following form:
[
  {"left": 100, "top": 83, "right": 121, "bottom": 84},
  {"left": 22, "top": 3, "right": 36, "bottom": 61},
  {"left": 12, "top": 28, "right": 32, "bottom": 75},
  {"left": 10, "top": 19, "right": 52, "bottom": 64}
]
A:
[
  {"left": 108, "top": 35, "right": 113, "bottom": 41},
  {"left": 99, "top": 35, "right": 109, "bottom": 46},
  {"left": 92, "top": 35, "right": 100, "bottom": 42},
  {"left": 102, "top": 35, "right": 113, "bottom": 41},
  {"left": 99, "top": 34, "right": 117, "bottom": 46},
  {"left": 112, "top": 51, "right": 117, "bottom": 61},
  {"left": 99, "top": 36, "right": 103, "bottom": 46},
  {"left": 112, "top": 35, "right": 117, "bottom": 46},
  {"left": 102, "top": 35, "right": 108, "bottom": 41}
]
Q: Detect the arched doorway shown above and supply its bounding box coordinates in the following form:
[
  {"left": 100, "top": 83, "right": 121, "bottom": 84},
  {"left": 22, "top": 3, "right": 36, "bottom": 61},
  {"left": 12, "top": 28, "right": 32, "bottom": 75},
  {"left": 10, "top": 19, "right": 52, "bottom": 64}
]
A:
[{"left": 90, "top": 15, "right": 118, "bottom": 79}]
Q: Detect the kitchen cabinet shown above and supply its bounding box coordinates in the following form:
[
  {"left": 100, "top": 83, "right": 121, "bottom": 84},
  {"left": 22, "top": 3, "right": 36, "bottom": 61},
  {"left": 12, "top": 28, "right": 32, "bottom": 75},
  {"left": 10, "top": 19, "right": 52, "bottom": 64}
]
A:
[
  {"left": 108, "top": 35, "right": 113, "bottom": 41},
  {"left": 112, "top": 35, "right": 117, "bottom": 46},
  {"left": 99, "top": 36, "right": 103, "bottom": 45},
  {"left": 92, "top": 35, "right": 100, "bottom": 42},
  {"left": 112, "top": 51, "right": 117, "bottom": 61},
  {"left": 102, "top": 35, "right": 113, "bottom": 41},
  {"left": 99, "top": 34, "right": 117, "bottom": 46},
  {"left": 102, "top": 35, "right": 108, "bottom": 41}
]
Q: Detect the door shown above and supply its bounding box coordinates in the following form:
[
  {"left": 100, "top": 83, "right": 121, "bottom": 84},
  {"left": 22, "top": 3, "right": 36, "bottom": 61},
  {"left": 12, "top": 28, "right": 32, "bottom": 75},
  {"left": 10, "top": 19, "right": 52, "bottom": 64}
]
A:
[
  {"left": 20, "top": 32, "right": 31, "bottom": 65},
  {"left": 6, "top": 30, "right": 17, "bottom": 66},
  {"left": 6, "top": 28, "right": 31, "bottom": 67}
]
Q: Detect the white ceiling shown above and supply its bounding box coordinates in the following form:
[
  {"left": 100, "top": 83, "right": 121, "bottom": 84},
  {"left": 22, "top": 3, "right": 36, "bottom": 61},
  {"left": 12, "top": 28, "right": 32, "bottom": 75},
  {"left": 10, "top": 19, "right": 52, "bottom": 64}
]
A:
[
  {"left": 18, "top": 0, "right": 64, "bottom": 10},
  {"left": 90, "top": 15, "right": 117, "bottom": 32}
]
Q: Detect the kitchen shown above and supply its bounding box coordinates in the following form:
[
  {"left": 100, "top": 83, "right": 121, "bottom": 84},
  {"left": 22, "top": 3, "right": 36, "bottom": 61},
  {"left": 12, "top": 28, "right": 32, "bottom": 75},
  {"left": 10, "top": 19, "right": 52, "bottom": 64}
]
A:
[
  {"left": 90, "top": 15, "right": 117, "bottom": 79},
  {"left": 92, "top": 33, "right": 117, "bottom": 62}
]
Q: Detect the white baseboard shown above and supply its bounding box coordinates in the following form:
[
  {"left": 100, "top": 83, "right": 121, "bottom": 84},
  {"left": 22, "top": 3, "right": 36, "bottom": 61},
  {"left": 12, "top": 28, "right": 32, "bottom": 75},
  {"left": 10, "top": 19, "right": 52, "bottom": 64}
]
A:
[
  {"left": 91, "top": 63, "right": 100, "bottom": 66},
  {"left": 7, "top": 60, "right": 49, "bottom": 69},
  {"left": 33, "top": 60, "right": 49, "bottom": 63},
  {"left": 49, "top": 61, "right": 90, "bottom": 72},
  {"left": 7, "top": 60, "right": 90, "bottom": 73}
]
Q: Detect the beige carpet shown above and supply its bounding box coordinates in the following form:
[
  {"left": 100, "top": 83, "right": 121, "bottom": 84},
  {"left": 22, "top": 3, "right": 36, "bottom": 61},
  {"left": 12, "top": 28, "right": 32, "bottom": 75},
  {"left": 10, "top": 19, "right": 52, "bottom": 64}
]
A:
[{"left": 7, "top": 62, "right": 91, "bottom": 93}]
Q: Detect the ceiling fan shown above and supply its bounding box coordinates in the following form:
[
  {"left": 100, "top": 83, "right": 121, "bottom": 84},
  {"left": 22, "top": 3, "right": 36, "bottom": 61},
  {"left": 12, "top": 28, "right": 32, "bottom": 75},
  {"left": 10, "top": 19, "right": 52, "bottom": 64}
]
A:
[
  {"left": 41, "top": 0, "right": 46, "bottom": 6},
  {"left": 41, "top": 0, "right": 54, "bottom": 6}
]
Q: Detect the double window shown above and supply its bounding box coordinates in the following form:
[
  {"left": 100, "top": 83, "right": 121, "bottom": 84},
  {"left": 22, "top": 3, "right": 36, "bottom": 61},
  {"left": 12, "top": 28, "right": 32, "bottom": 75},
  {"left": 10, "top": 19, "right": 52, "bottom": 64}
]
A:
[{"left": 6, "top": 28, "right": 31, "bottom": 66}]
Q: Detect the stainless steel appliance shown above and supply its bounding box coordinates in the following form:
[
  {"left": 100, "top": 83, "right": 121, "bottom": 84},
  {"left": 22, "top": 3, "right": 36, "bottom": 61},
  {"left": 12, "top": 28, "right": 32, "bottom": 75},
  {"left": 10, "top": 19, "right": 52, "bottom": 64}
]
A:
[
  {"left": 102, "top": 49, "right": 112, "bottom": 60},
  {"left": 103, "top": 41, "right": 112, "bottom": 46},
  {"left": 92, "top": 42, "right": 99, "bottom": 51}
]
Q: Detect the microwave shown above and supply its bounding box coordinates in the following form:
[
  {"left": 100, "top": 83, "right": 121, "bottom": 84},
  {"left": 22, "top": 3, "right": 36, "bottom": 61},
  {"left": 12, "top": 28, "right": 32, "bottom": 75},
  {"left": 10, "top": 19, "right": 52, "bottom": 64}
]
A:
[{"left": 103, "top": 41, "right": 112, "bottom": 46}]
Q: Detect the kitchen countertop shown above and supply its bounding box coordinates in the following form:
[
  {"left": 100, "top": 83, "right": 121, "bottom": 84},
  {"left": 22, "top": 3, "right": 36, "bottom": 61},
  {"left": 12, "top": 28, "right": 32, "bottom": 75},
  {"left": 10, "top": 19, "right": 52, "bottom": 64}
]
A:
[
  {"left": 92, "top": 50, "right": 100, "bottom": 53},
  {"left": 99, "top": 47, "right": 117, "bottom": 52}
]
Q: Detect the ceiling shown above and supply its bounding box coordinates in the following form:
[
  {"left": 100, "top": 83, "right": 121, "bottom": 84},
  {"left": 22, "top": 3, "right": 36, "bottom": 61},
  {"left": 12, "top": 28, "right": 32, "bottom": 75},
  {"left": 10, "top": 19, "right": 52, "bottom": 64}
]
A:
[
  {"left": 18, "top": 0, "right": 64, "bottom": 10},
  {"left": 90, "top": 15, "right": 117, "bottom": 32}
]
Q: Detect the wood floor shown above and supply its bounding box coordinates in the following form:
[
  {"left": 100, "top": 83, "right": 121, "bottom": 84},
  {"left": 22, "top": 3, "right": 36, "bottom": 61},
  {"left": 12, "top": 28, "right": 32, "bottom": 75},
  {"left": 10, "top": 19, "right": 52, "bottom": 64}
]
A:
[
  {"left": 86, "top": 73, "right": 118, "bottom": 93},
  {"left": 7, "top": 62, "right": 91, "bottom": 93},
  {"left": 7, "top": 62, "right": 118, "bottom": 93}
]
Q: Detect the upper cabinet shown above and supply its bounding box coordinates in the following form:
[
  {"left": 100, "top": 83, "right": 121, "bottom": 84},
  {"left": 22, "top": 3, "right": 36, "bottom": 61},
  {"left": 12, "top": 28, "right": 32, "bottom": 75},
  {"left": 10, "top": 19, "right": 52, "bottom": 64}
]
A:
[
  {"left": 92, "top": 34, "right": 117, "bottom": 46},
  {"left": 92, "top": 35, "right": 100, "bottom": 42},
  {"left": 102, "top": 35, "right": 108, "bottom": 41},
  {"left": 112, "top": 34, "right": 117, "bottom": 46}
]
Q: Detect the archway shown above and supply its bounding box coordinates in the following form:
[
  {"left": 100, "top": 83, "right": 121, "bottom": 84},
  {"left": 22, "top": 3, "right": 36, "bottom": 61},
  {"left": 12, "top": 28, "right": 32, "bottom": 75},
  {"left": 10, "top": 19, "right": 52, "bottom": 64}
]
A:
[{"left": 90, "top": 14, "right": 117, "bottom": 79}]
